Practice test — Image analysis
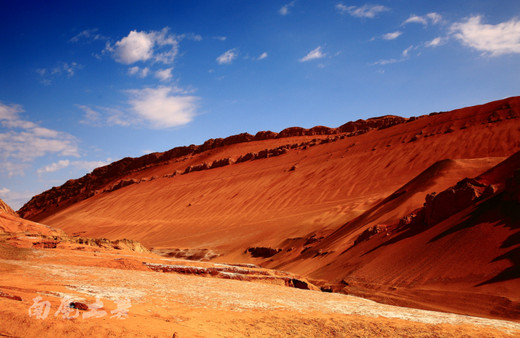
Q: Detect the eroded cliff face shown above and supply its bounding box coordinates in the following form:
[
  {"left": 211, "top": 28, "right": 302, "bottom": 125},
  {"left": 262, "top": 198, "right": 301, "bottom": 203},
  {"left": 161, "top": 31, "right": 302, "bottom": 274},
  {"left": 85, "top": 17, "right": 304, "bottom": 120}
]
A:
[{"left": 18, "top": 115, "right": 408, "bottom": 221}]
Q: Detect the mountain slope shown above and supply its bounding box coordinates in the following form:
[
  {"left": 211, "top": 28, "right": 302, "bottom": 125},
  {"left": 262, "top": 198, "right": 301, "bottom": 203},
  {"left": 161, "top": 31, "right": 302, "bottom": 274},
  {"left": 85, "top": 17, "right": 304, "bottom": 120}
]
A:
[
  {"left": 17, "top": 96, "right": 520, "bottom": 319},
  {"left": 293, "top": 151, "right": 520, "bottom": 319}
]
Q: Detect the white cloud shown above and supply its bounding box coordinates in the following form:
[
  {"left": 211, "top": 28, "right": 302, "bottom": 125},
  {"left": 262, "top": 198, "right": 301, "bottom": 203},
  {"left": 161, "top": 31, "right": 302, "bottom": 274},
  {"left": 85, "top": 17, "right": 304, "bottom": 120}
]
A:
[
  {"left": 155, "top": 68, "right": 173, "bottom": 81},
  {"left": 382, "top": 31, "right": 402, "bottom": 40},
  {"left": 425, "top": 37, "right": 444, "bottom": 47},
  {"left": 299, "top": 46, "right": 326, "bottom": 62},
  {"left": 403, "top": 12, "right": 442, "bottom": 26},
  {"left": 371, "top": 45, "right": 415, "bottom": 66},
  {"left": 70, "top": 28, "right": 107, "bottom": 42},
  {"left": 403, "top": 15, "right": 427, "bottom": 25},
  {"left": 216, "top": 49, "right": 238, "bottom": 64},
  {"left": 36, "top": 62, "right": 82, "bottom": 84},
  {"left": 77, "top": 105, "right": 131, "bottom": 127},
  {"left": 0, "top": 102, "right": 79, "bottom": 176},
  {"left": 402, "top": 45, "right": 414, "bottom": 57},
  {"left": 77, "top": 105, "right": 100, "bottom": 124},
  {"left": 372, "top": 58, "right": 400, "bottom": 66},
  {"left": 336, "top": 3, "right": 389, "bottom": 18},
  {"left": 0, "top": 189, "right": 36, "bottom": 211},
  {"left": 257, "top": 52, "right": 268, "bottom": 60},
  {"left": 73, "top": 160, "right": 111, "bottom": 171},
  {"left": 279, "top": 1, "right": 295, "bottom": 16},
  {"left": 111, "top": 30, "right": 155, "bottom": 64},
  {"left": 36, "top": 159, "right": 111, "bottom": 175},
  {"left": 214, "top": 36, "right": 227, "bottom": 41},
  {"left": 126, "top": 87, "right": 199, "bottom": 128},
  {"left": 128, "top": 66, "right": 149, "bottom": 78},
  {"left": 37, "top": 160, "right": 70, "bottom": 174},
  {"left": 450, "top": 15, "right": 520, "bottom": 56},
  {"left": 426, "top": 12, "right": 443, "bottom": 24},
  {"left": 107, "top": 28, "right": 179, "bottom": 65},
  {"left": 181, "top": 33, "right": 202, "bottom": 41}
]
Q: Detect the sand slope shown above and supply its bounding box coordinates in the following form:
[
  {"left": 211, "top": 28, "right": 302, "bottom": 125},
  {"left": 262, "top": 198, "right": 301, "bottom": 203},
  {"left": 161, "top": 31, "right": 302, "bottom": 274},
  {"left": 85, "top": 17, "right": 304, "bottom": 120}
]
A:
[{"left": 18, "top": 96, "right": 520, "bottom": 320}]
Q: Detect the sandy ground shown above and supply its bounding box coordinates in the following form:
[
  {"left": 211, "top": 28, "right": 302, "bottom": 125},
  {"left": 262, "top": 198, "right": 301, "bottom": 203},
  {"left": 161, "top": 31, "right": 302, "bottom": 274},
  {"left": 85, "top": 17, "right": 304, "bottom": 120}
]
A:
[{"left": 1, "top": 247, "right": 519, "bottom": 337}]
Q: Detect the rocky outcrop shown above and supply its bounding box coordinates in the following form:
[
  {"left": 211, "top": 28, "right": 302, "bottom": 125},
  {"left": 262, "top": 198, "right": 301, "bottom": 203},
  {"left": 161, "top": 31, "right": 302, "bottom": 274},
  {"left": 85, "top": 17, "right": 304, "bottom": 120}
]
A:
[
  {"left": 0, "top": 198, "right": 17, "bottom": 216},
  {"left": 353, "top": 225, "right": 389, "bottom": 246},
  {"left": 210, "top": 157, "right": 234, "bottom": 169},
  {"left": 338, "top": 115, "right": 406, "bottom": 134},
  {"left": 69, "top": 302, "right": 88, "bottom": 311},
  {"left": 71, "top": 237, "right": 149, "bottom": 253},
  {"left": 253, "top": 130, "right": 278, "bottom": 140},
  {"left": 152, "top": 248, "right": 219, "bottom": 261},
  {"left": 246, "top": 247, "right": 282, "bottom": 258},
  {"left": 144, "top": 262, "right": 318, "bottom": 290},
  {"left": 106, "top": 178, "right": 138, "bottom": 192},
  {"left": 278, "top": 127, "right": 308, "bottom": 138},
  {"left": 423, "top": 178, "right": 488, "bottom": 225},
  {"left": 0, "top": 291, "right": 22, "bottom": 301},
  {"left": 183, "top": 162, "right": 210, "bottom": 174}
]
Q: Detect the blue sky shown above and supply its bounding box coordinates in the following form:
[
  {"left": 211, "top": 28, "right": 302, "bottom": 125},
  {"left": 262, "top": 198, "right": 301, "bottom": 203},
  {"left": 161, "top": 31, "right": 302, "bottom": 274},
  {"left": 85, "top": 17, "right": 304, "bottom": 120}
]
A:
[{"left": 1, "top": 0, "right": 520, "bottom": 209}]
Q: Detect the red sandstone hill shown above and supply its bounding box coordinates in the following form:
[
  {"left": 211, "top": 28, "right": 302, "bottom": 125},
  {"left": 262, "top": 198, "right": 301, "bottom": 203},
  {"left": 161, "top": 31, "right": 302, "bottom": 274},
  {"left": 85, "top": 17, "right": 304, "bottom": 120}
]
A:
[
  {"left": 0, "top": 198, "right": 64, "bottom": 237},
  {"left": 18, "top": 96, "right": 520, "bottom": 320}
]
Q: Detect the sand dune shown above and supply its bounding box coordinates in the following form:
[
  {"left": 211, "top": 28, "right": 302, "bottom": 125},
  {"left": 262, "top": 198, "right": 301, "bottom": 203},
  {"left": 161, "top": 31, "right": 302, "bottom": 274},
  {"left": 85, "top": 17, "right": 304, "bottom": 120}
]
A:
[{"left": 16, "top": 96, "right": 520, "bottom": 320}]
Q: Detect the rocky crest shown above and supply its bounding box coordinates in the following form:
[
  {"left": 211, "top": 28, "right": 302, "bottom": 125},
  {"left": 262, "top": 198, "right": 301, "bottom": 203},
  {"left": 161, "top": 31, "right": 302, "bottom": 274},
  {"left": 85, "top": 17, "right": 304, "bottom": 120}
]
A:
[{"left": 18, "top": 115, "right": 407, "bottom": 220}]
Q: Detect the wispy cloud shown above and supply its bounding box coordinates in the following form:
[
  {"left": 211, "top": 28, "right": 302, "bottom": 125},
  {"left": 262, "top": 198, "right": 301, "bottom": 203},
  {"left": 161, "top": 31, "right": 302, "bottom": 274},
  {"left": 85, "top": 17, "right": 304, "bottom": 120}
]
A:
[
  {"left": 70, "top": 28, "right": 107, "bottom": 43},
  {"left": 128, "top": 66, "right": 149, "bottom": 78},
  {"left": 372, "top": 45, "right": 415, "bottom": 66},
  {"left": 36, "top": 62, "right": 82, "bottom": 85},
  {"left": 299, "top": 46, "right": 326, "bottom": 62},
  {"left": 155, "top": 68, "right": 173, "bottom": 81},
  {"left": 450, "top": 15, "right": 520, "bottom": 56},
  {"left": 36, "top": 160, "right": 71, "bottom": 174},
  {"left": 426, "top": 13, "right": 443, "bottom": 24},
  {"left": 0, "top": 102, "right": 79, "bottom": 176},
  {"left": 336, "top": 3, "right": 389, "bottom": 19},
  {"left": 372, "top": 58, "right": 400, "bottom": 66},
  {"left": 425, "top": 37, "right": 444, "bottom": 48},
  {"left": 77, "top": 105, "right": 131, "bottom": 127},
  {"left": 257, "top": 52, "right": 268, "bottom": 60},
  {"left": 216, "top": 49, "right": 238, "bottom": 64},
  {"left": 401, "top": 45, "right": 414, "bottom": 57},
  {"left": 403, "top": 12, "right": 443, "bottom": 26},
  {"left": 279, "top": 1, "right": 295, "bottom": 16},
  {"left": 382, "top": 31, "right": 402, "bottom": 40},
  {"left": 0, "top": 188, "right": 36, "bottom": 211}
]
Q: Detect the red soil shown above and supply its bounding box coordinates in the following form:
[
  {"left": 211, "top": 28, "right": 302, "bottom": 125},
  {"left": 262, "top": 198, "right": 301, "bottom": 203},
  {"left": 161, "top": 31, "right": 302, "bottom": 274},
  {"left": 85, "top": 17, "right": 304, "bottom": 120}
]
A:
[{"left": 16, "top": 96, "right": 520, "bottom": 321}]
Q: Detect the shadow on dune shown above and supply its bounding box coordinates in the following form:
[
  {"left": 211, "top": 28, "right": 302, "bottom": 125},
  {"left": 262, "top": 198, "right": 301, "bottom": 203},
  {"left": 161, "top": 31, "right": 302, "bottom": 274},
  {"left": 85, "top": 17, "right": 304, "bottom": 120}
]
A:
[
  {"left": 424, "top": 195, "right": 519, "bottom": 287},
  {"left": 477, "top": 247, "right": 520, "bottom": 286}
]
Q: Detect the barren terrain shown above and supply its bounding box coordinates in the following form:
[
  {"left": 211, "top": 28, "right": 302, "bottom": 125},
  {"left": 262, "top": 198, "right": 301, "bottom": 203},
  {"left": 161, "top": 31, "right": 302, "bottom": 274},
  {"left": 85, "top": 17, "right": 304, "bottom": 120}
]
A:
[{"left": 2, "top": 96, "right": 519, "bottom": 335}]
